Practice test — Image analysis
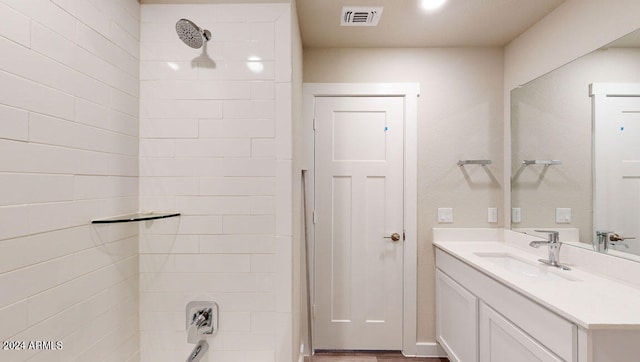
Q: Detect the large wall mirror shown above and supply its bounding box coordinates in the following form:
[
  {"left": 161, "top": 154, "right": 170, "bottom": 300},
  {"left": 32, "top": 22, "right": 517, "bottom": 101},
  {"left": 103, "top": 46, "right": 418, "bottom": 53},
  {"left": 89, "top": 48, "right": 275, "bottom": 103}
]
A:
[{"left": 511, "top": 28, "right": 640, "bottom": 262}]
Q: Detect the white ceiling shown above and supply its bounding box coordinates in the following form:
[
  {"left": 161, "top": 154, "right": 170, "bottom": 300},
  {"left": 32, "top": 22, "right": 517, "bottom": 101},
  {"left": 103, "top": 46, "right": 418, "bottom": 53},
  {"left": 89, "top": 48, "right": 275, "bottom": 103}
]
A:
[
  {"left": 297, "top": 0, "right": 566, "bottom": 48},
  {"left": 141, "top": 0, "right": 567, "bottom": 48}
]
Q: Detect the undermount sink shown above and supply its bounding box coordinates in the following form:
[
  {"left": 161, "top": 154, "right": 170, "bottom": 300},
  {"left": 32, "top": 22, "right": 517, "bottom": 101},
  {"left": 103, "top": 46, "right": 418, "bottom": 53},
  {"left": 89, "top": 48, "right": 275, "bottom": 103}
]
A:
[{"left": 473, "top": 252, "right": 579, "bottom": 282}]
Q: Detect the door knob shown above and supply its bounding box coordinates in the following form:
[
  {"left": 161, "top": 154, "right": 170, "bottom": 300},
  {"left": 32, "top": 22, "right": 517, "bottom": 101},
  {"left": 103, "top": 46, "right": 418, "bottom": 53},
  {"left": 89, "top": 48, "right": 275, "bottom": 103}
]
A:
[
  {"left": 610, "top": 233, "right": 636, "bottom": 241},
  {"left": 384, "top": 233, "right": 401, "bottom": 242}
]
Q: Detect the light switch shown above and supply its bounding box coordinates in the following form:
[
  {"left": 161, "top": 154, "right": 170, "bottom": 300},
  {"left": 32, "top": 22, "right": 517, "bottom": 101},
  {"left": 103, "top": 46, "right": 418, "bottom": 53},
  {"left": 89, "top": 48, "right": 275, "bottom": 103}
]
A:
[
  {"left": 512, "top": 208, "right": 521, "bottom": 223},
  {"left": 488, "top": 208, "right": 498, "bottom": 223},
  {"left": 556, "top": 208, "right": 571, "bottom": 223},
  {"left": 438, "top": 208, "right": 453, "bottom": 223}
]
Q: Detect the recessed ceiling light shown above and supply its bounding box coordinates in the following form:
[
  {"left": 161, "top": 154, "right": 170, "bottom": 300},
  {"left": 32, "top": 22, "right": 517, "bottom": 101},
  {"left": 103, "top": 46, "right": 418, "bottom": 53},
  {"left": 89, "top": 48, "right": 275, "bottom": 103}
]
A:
[{"left": 419, "top": 0, "right": 447, "bottom": 11}]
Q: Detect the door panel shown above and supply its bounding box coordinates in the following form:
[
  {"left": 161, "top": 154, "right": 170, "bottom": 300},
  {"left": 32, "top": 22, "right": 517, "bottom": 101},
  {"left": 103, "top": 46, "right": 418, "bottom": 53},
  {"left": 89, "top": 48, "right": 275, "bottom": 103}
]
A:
[
  {"left": 314, "top": 96, "right": 404, "bottom": 350},
  {"left": 331, "top": 176, "right": 352, "bottom": 322},
  {"left": 436, "top": 270, "right": 479, "bottom": 362},
  {"left": 333, "top": 111, "right": 387, "bottom": 161}
]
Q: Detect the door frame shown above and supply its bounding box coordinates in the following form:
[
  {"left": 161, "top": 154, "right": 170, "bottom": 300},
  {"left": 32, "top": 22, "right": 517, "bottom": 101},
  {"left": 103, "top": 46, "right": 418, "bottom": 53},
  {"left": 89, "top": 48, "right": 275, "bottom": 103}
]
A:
[{"left": 302, "top": 83, "right": 420, "bottom": 355}]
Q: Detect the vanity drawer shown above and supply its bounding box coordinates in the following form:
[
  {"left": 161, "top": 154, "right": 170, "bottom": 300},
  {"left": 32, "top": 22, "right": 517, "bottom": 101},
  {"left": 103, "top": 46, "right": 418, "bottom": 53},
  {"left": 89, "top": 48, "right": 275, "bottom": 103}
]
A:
[{"left": 436, "top": 249, "right": 577, "bottom": 362}]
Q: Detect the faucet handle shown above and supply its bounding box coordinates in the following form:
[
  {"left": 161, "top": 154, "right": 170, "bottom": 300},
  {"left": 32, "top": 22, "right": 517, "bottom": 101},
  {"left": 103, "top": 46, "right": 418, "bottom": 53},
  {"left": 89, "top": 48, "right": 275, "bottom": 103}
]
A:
[
  {"left": 534, "top": 230, "right": 560, "bottom": 242},
  {"left": 186, "top": 302, "right": 218, "bottom": 344}
]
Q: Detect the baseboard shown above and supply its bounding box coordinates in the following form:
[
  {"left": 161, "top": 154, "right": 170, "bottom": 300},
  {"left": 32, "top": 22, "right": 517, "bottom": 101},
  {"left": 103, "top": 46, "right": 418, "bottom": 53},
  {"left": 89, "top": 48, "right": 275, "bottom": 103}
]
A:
[
  {"left": 297, "top": 342, "right": 445, "bottom": 359},
  {"left": 415, "top": 342, "right": 447, "bottom": 358}
]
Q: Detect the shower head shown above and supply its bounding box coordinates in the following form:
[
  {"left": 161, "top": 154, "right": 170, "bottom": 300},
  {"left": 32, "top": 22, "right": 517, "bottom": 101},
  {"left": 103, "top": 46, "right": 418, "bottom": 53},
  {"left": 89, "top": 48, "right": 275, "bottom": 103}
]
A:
[{"left": 175, "top": 18, "right": 211, "bottom": 49}]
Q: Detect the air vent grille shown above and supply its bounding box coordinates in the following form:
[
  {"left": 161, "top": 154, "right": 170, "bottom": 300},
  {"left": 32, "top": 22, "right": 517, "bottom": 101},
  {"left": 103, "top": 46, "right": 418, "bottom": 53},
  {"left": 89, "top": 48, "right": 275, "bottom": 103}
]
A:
[{"left": 341, "top": 6, "right": 383, "bottom": 26}]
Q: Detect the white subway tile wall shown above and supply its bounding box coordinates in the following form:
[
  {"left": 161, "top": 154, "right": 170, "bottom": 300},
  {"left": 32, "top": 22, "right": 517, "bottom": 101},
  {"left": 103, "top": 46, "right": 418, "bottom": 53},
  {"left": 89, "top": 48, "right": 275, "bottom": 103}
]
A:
[
  {"left": 0, "top": 0, "right": 140, "bottom": 360},
  {"left": 139, "top": 4, "right": 292, "bottom": 362}
]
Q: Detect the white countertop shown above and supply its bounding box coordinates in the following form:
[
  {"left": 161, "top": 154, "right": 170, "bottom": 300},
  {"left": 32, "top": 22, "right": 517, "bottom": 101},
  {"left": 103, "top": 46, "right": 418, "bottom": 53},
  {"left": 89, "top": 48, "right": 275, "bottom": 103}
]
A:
[{"left": 434, "top": 240, "right": 640, "bottom": 330}]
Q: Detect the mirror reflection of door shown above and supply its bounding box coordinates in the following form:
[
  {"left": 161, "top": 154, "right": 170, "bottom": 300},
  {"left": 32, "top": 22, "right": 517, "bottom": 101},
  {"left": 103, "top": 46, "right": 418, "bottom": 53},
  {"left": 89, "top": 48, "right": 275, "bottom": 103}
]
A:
[{"left": 592, "top": 83, "right": 640, "bottom": 256}]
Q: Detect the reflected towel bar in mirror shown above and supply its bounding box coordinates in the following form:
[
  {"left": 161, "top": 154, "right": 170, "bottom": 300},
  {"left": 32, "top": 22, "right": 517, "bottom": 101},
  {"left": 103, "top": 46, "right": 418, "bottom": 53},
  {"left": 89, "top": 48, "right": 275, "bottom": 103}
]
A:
[
  {"left": 457, "top": 159, "right": 492, "bottom": 166},
  {"left": 91, "top": 212, "right": 181, "bottom": 224},
  {"left": 522, "top": 160, "right": 562, "bottom": 166}
]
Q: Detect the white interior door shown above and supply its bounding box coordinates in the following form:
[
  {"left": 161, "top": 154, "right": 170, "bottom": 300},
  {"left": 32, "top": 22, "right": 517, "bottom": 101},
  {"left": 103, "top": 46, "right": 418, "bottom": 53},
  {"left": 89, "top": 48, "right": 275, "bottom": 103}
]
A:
[
  {"left": 592, "top": 83, "right": 640, "bottom": 255},
  {"left": 313, "top": 96, "right": 405, "bottom": 350}
]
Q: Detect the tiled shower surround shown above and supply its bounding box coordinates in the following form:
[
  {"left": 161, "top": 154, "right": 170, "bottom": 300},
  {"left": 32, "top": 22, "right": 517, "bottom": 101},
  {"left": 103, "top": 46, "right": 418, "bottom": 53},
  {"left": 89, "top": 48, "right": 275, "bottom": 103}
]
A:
[
  {"left": 138, "top": 4, "right": 294, "bottom": 362},
  {"left": 0, "top": 1, "right": 295, "bottom": 361},
  {"left": 0, "top": 0, "right": 140, "bottom": 361}
]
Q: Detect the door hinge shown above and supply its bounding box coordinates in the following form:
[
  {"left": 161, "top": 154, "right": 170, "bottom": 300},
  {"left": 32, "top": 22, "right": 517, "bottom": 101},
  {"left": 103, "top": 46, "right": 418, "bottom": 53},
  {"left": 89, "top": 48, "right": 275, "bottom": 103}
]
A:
[
  {"left": 312, "top": 117, "right": 316, "bottom": 131},
  {"left": 313, "top": 211, "right": 317, "bottom": 224},
  {"left": 312, "top": 304, "right": 316, "bottom": 319},
  {"left": 403, "top": 230, "right": 406, "bottom": 241}
]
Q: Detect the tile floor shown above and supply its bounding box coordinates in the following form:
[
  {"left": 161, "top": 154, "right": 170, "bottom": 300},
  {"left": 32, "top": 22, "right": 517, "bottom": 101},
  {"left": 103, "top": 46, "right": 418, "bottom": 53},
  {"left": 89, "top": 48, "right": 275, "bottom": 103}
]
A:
[{"left": 306, "top": 351, "right": 450, "bottom": 361}]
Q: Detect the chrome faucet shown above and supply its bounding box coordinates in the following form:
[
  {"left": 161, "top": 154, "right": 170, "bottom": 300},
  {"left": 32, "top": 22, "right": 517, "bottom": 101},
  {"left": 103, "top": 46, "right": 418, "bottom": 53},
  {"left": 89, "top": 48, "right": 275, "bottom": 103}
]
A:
[
  {"left": 595, "top": 230, "right": 610, "bottom": 252},
  {"left": 184, "top": 301, "right": 218, "bottom": 362},
  {"left": 186, "top": 340, "right": 209, "bottom": 362},
  {"left": 187, "top": 307, "right": 212, "bottom": 343},
  {"left": 186, "top": 301, "right": 218, "bottom": 344},
  {"left": 529, "top": 230, "right": 570, "bottom": 270}
]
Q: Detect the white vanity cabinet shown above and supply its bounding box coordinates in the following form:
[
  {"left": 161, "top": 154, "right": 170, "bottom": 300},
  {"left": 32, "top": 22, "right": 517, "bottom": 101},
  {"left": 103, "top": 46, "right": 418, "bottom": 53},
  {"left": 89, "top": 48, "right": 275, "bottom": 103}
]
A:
[
  {"left": 436, "top": 248, "right": 576, "bottom": 362},
  {"left": 434, "top": 231, "right": 640, "bottom": 362},
  {"left": 479, "top": 302, "right": 563, "bottom": 362},
  {"left": 436, "top": 270, "right": 478, "bottom": 362}
]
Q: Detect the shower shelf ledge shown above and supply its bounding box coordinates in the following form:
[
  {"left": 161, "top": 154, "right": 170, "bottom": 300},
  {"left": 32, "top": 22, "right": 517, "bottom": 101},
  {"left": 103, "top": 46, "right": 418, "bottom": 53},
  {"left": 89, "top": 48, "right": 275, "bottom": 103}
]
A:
[{"left": 91, "top": 212, "right": 181, "bottom": 224}]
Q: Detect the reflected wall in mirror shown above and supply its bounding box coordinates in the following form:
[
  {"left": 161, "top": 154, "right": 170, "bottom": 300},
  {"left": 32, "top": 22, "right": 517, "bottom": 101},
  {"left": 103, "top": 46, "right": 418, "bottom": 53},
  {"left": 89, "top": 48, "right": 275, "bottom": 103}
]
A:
[{"left": 511, "top": 28, "right": 640, "bottom": 261}]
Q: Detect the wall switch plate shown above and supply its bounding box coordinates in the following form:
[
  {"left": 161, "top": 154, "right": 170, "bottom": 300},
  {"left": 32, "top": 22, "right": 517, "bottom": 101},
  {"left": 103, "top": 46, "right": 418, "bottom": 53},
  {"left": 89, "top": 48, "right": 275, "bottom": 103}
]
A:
[
  {"left": 511, "top": 208, "right": 521, "bottom": 223},
  {"left": 437, "top": 208, "right": 453, "bottom": 223},
  {"left": 556, "top": 208, "right": 571, "bottom": 223},
  {"left": 488, "top": 208, "right": 498, "bottom": 223}
]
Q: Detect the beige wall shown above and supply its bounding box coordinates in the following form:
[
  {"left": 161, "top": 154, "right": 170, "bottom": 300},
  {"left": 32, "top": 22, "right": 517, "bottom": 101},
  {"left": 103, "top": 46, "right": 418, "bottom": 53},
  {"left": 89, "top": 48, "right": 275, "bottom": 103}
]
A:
[
  {"left": 303, "top": 47, "right": 504, "bottom": 342},
  {"left": 505, "top": 0, "right": 640, "bottom": 91}
]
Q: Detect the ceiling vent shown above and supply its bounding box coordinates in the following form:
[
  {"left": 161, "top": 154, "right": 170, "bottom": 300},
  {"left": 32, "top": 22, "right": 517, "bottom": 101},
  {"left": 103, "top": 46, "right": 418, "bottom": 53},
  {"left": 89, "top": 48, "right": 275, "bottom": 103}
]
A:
[{"left": 341, "top": 6, "right": 383, "bottom": 26}]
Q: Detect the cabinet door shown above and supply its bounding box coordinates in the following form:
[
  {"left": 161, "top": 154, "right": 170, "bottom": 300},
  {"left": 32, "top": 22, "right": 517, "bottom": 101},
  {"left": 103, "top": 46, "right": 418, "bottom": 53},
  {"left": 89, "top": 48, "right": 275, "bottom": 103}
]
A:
[
  {"left": 436, "top": 269, "right": 478, "bottom": 362},
  {"left": 479, "top": 302, "right": 563, "bottom": 362}
]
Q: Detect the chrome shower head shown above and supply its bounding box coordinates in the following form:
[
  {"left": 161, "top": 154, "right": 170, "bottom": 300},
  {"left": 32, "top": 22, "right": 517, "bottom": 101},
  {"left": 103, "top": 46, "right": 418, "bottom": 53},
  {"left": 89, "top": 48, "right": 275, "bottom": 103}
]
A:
[{"left": 175, "top": 18, "right": 211, "bottom": 49}]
